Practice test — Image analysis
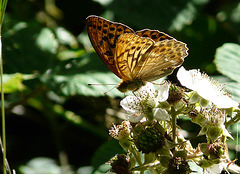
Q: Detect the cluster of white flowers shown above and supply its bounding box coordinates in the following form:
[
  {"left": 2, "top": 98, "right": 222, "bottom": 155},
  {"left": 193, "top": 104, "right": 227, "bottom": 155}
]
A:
[
  {"left": 115, "top": 66, "right": 239, "bottom": 174},
  {"left": 121, "top": 66, "right": 238, "bottom": 122}
]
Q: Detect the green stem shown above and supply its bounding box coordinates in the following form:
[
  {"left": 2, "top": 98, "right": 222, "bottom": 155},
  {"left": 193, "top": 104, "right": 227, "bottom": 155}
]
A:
[
  {"left": 0, "top": 37, "right": 6, "bottom": 174},
  {"left": 0, "top": 1, "right": 10, "bottom": 173},
  {"left": 225, "top": 110, "right": 240, "bottom": 128},
  {"left": 129, "top": 145, "right": 143, "bottom": 166},
  {"left": 171, "top": 106, "right": 177, "bottom": 144}
]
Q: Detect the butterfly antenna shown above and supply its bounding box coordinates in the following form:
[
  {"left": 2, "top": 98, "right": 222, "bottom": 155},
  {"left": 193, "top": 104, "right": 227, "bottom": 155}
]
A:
[
  {"left": 104, "top": 85, "right": 118, "bottom": 95},
  {"left": 88, "top": 83, "right": 118, "bottom": 94},
  {"left": 88, "top": 83, "right": 116, "bottom": 86}
]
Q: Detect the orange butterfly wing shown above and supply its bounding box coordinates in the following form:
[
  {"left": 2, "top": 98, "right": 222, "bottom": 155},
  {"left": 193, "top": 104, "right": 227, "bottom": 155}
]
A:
[
  {"left": 114, "top": 33, "right": 154, "bottom": 82},
  {"left": 115, "top": 33, "right": 188, "bottom": 82},
  {"left": 86, "top": 15, "right": 134, "bottom": 78}
]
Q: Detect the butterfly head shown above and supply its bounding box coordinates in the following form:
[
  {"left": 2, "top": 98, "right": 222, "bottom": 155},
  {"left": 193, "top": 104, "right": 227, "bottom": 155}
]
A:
[{"left": 117, "top": 80, "right": 146, "bottom": 93}]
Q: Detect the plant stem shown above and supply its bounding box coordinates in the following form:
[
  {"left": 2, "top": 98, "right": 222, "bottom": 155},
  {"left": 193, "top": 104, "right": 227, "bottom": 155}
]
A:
[
  {"left": 171, "top": 106, "right": 177, "bottom": 144},
  {"left": 0, "top": 37, "right": 6, "bottom": 174},
  {"left": 225, "top": 110, "right": 240, "bottom": 128},
  {"left": 0, "top": 1, "right": 9, "bottom": 173},
  {"left": 129, "top": 145, "right": 143, "bottom": 166}
]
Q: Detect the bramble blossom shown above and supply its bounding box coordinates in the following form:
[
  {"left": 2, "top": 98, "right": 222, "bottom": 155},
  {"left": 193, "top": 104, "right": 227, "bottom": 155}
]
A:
[
  {"left": 120, "top": 82, "right": 170, "bottom": 122},
  {"left": 177, "top": 66, "right": 238, "bottom": 108}
]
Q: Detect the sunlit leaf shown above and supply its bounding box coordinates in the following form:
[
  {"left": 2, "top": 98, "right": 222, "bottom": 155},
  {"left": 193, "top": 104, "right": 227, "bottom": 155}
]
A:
[
  {"left": 36, "top": 28, "right": 59, "bottom": 54},
  {"left": 215, "top": 43, "right": 240, "bottom": 83},
  {"left": 1, "top": 73, "right": 34, "bottom": 93},
  {"left": 19, "top": 157, "right": 62, "bottom": 174},
  {"left": 3, "top": 21, "right": 59, "bottom": 74},
  {"left": 55, "top": 27, "right": 78, "bottom": 48},
  {"left": 224, "top": 82, "right": 240, "bottom": 102},
  {"left": 41, "top": 52, "right": 126, "bottom": 97}
]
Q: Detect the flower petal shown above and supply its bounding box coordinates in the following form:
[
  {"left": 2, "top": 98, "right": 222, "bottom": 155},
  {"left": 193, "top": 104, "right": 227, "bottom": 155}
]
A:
[
  {"left": 211, "top": 95, "right": 238, "bottom": 108},
  {"left": 126, "top": 113, "right": 145, "bottom": 123},
  {"left": 138, "top": 82, "right": 155, "bottom": 99},
  {"left": 120, "top": 96, "right": 142, "bottom": 114},
  {"left": 177, "top": 66, "right": 200, "bottom": 90},
  {"left": 156, "top": 82, "right": 170, "bottom": 102},
  {"left": 153, "top": 108, "right": 170, "bottom": 121}
]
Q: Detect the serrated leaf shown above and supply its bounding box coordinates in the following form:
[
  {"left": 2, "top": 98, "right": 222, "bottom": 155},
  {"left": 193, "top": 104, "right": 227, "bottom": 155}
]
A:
[
  {"left": 224, "top": 82, "right": 240, "bottom": 102},
  {"left": 215, "top": 43, "right": 240, "bottom": 83},
  {"left": 41, "top": 52, "right": 127, "bottom": 97},
  {"left": 108, "top": 0, "right": 208, "bottom": 31},
  {"left": 91, "top": 139, "right": 125, "bottom": 171},
  {"left": 42, "top": 72, "right": 123, "bottom": 97}
]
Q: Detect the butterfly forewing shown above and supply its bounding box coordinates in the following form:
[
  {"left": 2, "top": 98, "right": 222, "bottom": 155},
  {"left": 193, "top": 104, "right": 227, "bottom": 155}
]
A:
[
  {"left": 86, "top": 15, "right": 134, "bottom": 78},
  {"left": 115, "top": 33, "right": 154, "bottom": 81}
]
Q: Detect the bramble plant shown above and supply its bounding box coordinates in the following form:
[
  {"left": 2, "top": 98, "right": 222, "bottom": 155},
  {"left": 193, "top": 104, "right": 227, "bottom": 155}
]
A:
[{"left": 108, "top": 67, "right": 240, "bottom": 174}]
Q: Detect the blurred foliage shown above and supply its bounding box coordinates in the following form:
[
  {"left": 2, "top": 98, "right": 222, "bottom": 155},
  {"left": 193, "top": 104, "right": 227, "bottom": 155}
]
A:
[{"left": 1, "top": 0, "right": 240, "bottom": 173}]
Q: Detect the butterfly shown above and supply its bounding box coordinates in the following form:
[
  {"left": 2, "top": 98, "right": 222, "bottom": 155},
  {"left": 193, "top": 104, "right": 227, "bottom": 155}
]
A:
[{"left": 86, "top": 15, "right": 188, "bottom": 93}]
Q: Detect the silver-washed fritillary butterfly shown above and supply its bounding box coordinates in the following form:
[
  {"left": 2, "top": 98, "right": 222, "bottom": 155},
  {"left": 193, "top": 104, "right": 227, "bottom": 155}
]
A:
[{"left": 86, "top": 15, "right": 188, "bottom": 92}]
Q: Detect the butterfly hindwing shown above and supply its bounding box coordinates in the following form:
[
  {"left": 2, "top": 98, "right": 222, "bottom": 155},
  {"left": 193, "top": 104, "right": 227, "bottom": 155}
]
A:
[
  {"left": 135, "top": 29, "right": 173, "bottom": 42},
  {"left": 115, "top": 33, "right": 154, "bottom": 82},
  {"left": 86, "top": 15, "right": 134, "bottom": 78},
  {"left": 135, "top": 39, "right": 188, "bottom": 81}
]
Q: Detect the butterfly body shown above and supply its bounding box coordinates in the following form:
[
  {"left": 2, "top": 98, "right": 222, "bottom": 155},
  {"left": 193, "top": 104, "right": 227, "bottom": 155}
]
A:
[{"left": 86, "top": 15, "right": 188, "bottom": 93}]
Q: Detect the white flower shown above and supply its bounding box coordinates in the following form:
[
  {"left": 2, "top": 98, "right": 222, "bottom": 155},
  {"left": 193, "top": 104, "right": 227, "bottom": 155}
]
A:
[
  {"left": 120, "top": 82, "right": 170, "bottom": 122},
  {"left": 177, "top": 66, "right": 238, "bottom": 108},
  {"left": 198, "top": 107, "right": 233, "bottom": 141}
]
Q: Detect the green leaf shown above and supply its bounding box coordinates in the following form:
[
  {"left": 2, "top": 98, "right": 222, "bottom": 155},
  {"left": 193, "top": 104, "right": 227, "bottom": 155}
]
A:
[
  {"left": 55, "top": 27, "right": 78, "bottom": 49},
  {"left": 36, "top": 28, "right": 59, "bottom": 54},
  {"left": 2, "top": 21, "right": 59, "bottom": 74},
  {"left": 215, "top": 43, "right": 240, "bottom": 83},
  {"left": 41, "top": 52, "right": 126, "bottom": 97},
  {"left": 224, "top": 82, "right": 240, "bottom": 102},
  {"left": 1, "top": 73, "right": 34, "bottom": 93},
  {"left": 91, "top": 139, "right": 125, "bottom": 171},
  {"left": 19, "top": 157, "right": 62, "bottom": 174},
  {"left": 108, "top": 0, "right": 208, "bottom": 31}
]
